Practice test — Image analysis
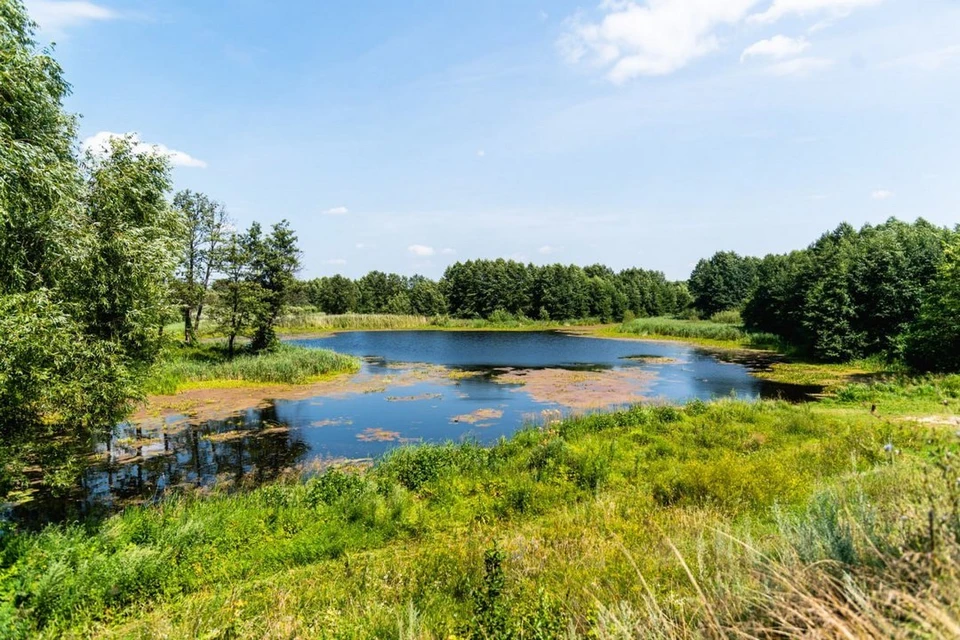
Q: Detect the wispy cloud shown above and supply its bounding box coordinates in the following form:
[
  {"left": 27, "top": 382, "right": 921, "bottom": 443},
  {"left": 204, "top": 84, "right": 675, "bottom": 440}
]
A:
[
  {"left": 741, "top": 35, "right": 810, "bottom": 61},
  {"left": 538, "top": 245, "right": 562, "bottom": 255},
  {"left": 408, "top": 244, "right": 435, "bottom": 257},
  {"left": 81, "top": 131, "right": 207, "bottom": 168},
  {"left": 440, "top": 248, "right": 456, "bottom": 255},
  {"left": 748, "top": 0, "right": 883, "bottom": 25},
  {"left": 324, "top": 258, "right": 347, "bottom": 265},
  {"left": 25, "top": 1, "right": 117, "bottom": 34},
  {"left": 322, "top": 206, "right": 349, "bottom": 215},
  {"left": 871, "top": 189, "right": 894, "bottom": 200}
]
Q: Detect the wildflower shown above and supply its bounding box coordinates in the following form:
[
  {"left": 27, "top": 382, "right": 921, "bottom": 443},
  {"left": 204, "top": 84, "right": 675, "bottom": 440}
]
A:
[{"left": 884, "top": 443, "right": 894, "bottom": 453}]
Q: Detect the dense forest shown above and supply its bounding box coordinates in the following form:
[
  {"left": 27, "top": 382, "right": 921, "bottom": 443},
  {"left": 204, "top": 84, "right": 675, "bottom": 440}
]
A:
[
  {"left": 687, "top": 219, "right": 960, "bottom": 370},
  {"left": 297, "top": 261, "right": 690, "bottom": 322}
]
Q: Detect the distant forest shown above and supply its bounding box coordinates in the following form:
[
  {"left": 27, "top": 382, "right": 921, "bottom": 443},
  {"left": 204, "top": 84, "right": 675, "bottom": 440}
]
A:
[
  {"left": 297, "top": 217, "right": 960, "bottom": 371},
  {"left": 296, "top": 262, "right": 689, "bottom": 323}
]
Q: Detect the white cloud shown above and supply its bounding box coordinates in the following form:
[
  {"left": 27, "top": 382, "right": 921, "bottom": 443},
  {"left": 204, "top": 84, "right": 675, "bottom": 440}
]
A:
[
  {"left": 25, "top": 1, "right": 116, "bottom": 33},
  {"left": 441, "top": 248, "right": 457, "bottom": 255},
  {"left": 476, "top": 150, "right": 486, "bottom": 157},
  {"left": 355, "top": 243, "right": 366, "bottom": 249},
  {"left": 749, "top": 0, "right": 882, "bottom": 24},
  {"left": 871, "top": 189, "right": 894, "bottom": 200},
  {"left": 322, "top": 206, "right": 349, "bottom": 215},
  {"left": 892, "top": 45, "right": 960, "bottom": 71},
  {"left": 538, "top": 245, "right": 562, "bottom": 255},
  {"left": 766, "top": 56, "right": 834, "bottom": 75},
  {"left": 324, "top": 258, "right": 347, "bottom": 265},
  {"left": 81, "top": 131, "right": 207, "bottom": 168},
  {"left": 559, "top": 0, "right": 761, "bottom": 83},
  {"left": 408, "top": 244, "right": 435, "bottom": 257},
  {"left": 741, "top": 35, "right": 810, "bottom": 61}
]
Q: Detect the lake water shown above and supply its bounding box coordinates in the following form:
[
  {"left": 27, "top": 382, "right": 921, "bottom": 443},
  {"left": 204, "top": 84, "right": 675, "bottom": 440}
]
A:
[{"left": 12, "top": 331, "right": 812, "bottom": 525}]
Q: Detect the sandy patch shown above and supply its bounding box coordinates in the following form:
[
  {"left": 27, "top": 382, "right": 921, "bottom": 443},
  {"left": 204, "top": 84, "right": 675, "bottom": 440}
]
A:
[{"left": 493, "top": 367, "right": 653, "bottom": 410}]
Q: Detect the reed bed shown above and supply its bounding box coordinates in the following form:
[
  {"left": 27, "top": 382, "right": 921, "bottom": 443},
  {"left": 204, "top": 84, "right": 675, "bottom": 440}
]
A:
[{"left": 144, "top": 343, "right": 360, "bottom": 394}]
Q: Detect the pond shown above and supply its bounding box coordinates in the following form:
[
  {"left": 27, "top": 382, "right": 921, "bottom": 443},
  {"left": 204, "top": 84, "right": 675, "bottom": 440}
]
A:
[{"left": 11, "top": 331, "right": 814, "bottom": 525}]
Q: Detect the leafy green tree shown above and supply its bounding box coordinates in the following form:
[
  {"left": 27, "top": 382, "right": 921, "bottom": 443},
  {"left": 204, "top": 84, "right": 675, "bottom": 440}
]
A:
[
  {"left": 77, "top": 136, "right": 181, "bottom": 364},
  {"left": 319, "top": 275, "right": 360, "bottom": 314},
  {"left": 172, "top": 190, "right": 228, "bottom": 343},
  {"left": 688, "top": 251, "right": 758, "bottom": 317},
  {"left": 210, "top": 231, "right": 260, "bottom": 357},
  {"left": 249, "top": 221, "right": 301, "bottom": 351},
  {"left": 409, "top": 278, "right": 447, "bottom": 316},
  {"left": 905, "top": 235, "right": 960, "bottom": 372}
]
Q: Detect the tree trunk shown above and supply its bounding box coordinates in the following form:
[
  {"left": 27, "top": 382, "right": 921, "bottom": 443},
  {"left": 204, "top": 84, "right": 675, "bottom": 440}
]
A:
[
  {"left": 228, "top": 333, "right": 235, "bottom": 359},
  {"left": 183, "top": 306, "right": 193, "bottom": 343}
]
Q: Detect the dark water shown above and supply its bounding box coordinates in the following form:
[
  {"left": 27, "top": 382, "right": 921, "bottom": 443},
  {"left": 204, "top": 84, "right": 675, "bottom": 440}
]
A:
[{"left": 10, "top": 331, "right": 814, "bottom": 525}]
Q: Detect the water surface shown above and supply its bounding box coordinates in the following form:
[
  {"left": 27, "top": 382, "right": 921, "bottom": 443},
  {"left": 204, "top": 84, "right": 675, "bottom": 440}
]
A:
[{"left": 12, "top": 330, "right": 810, "bottom": 524}]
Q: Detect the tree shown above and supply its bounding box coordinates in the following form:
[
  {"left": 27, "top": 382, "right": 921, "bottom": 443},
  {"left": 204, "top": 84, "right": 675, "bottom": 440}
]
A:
[
  {"left": 688, "top": 252, "right": 758, "bottom": 317},
  {"left": 409, "top": 278, "right": 447, "bottom": 316},
  {"left": 77, "top": 136, "right": 181, "bottom": 364},
  {"left": 905, "top": 235, "right": 960, "bottom": 372},
  {"left": 249, "top": 221, "right": 301, "bottom": 351},
  {"left": 172, "top": 190, "right": 228, "bottom": 344},
  {"left": 210, "top": 231, "right": 260, "bottom": 357}
]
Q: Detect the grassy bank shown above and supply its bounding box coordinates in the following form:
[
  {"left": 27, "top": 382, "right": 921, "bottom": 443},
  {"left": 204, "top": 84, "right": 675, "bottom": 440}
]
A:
[
  {"left": 274, "top": 312, "right": 601, "bottom": 334},
  {"left": 1, "top": 398, "right": 957, "bottom": 638},
  {"left": 144, "top": 343, "right": 361, "bottom": 395},
  {"left": 612, "top": 317, "right": 782, "bottom": 350}
]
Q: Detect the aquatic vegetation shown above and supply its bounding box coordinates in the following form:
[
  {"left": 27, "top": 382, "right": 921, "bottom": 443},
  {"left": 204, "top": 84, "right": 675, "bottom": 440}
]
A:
[
  {"left": 450, "top": 408, "right": 504, "bottom": 424},
  {"left": 144, "top": 343, "right": 360, "bottom": 395}
]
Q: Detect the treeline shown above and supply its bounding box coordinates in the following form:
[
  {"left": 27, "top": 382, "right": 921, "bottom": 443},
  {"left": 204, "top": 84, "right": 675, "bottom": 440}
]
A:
[
  {"left": 689, "top": 219, "right": 960, "bottom": 370},
  {"left": 300, "top": 261, "right": 690, "bottom": 322}
]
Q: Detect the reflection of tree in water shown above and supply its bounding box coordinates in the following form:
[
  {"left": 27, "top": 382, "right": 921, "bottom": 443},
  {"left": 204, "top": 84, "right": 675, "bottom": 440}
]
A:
[{"left": 11, "top": 403, "right": 310, "bottom": 528}]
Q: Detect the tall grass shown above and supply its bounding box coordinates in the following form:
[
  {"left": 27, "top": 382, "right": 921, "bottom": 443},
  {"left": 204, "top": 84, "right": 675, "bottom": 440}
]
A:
[
  {"left": 276, "top": 312, "right": 598, "bottom": 333},
  {"left": 618, "top": 316, "right": 782, "bottom": 350},
  {"left": 144, "top": 343, "right": 360, "bottom": 394},
  {"left": 0, "top": 398, "right": 952, "bottom": 637}
]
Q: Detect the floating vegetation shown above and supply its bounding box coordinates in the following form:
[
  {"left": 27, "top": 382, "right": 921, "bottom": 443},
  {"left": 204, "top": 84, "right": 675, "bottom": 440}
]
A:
[
  {"left": 310, "top": 418, "right": 353, "bottom": 428},
  {"left": 620, "top": 355, "right": 679, "bottom": 364},
  {"left": 494, "top": 367, "right": 653, "bottom": 410},
  {"left": 386, "top": 393, "right": 443, "bottom": 402},
  {"left": 450, "top": 408, "right": 504, "bottom": 424},
  {"left": 356, "top": 427, "right": 402, "bottom": 442}
]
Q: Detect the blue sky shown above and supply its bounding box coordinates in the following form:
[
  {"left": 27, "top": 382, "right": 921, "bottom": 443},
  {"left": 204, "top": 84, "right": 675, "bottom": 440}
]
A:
[{"left": 26, "top": 0, "right": 960, "bottom": 280}]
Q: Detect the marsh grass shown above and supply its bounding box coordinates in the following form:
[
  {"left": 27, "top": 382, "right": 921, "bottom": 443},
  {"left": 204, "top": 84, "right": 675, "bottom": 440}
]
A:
[
  {"left": 143, "top": 343, "right": 360, "bottom": 395},
  {"left": 1, "top": 399, "right": 955, "bottom": 638},
  {"left": 274, "top": 312, "right": 599, "bottom": 334},
  {"left": 617, "top": 317, "right": 782, "bottom": 348}
]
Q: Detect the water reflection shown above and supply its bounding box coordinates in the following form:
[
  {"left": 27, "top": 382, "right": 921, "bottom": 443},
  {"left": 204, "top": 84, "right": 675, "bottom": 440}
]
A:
[{"left": 9, "top": 331, "right": 819, "bottom": 526}]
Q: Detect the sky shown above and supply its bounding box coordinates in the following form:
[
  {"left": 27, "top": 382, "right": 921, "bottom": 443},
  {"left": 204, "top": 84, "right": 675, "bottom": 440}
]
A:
[{"left": 24, "top": 0, "right": 960, "bottom": 280}]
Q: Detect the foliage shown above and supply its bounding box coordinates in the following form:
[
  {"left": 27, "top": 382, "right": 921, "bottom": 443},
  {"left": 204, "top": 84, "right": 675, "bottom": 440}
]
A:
[
  {"left": 248, "top": 220, "right": 302, "bottom": 351},
  {"left": 171, "top": 190, "right": 228, "bottom": 344},
  {"left": 688, "top": 251, "right": 758, "bottom": 317},
  {"left": 743, "top": 219, "right": 953, "bottom": 364},
  {"left": 904, "top": 236, "right": 960, "bottom": 372}
]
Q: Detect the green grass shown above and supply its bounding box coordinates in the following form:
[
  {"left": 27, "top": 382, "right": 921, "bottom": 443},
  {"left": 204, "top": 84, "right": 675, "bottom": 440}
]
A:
[
  {"left": 143, "top": 343, "right": 360, "bottom": 395},
  {"left": 273, "top": 312, "right": 600, "bottom": 334},
  {"left": 614, "top": 317, "right": 782, "bottom": 350},
  {"left": 1, "top": 399, "right": 956, "bottom": 638}
]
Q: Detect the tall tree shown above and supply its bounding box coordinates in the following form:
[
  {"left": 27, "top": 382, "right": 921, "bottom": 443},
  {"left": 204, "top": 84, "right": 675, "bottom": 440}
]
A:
[
  {"left": 173, "top": 190, "right": 228, "bottom": 343},
  {"left": 249, "top": 221, "right": 301, "bottom": 351},
  {"left": 210, "top": 231, "right": 260, "bottom": 357}
]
